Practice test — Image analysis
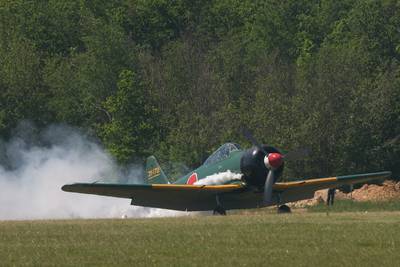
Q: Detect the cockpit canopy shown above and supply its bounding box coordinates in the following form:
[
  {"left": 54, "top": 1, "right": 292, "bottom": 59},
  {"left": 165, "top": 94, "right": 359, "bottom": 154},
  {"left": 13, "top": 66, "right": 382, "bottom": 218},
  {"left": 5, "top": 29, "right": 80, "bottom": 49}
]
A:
[{"left": 203, "top": 143, "right": 241, "bottom": 166}]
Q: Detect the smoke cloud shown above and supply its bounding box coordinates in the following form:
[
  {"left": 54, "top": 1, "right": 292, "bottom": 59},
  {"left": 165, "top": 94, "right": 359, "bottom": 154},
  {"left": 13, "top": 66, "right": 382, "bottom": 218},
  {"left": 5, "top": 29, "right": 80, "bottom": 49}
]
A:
[
  {"left": 0, "top": 123, "right": 185, "bottom": 220},
  {"left": 194, "top": 170, "right": 242, "bottom": 185}
]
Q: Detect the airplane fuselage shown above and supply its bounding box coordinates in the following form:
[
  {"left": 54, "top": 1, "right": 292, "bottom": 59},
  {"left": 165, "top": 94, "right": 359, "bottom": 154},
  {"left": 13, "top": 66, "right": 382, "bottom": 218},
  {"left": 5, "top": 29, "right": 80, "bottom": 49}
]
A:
[{"left": 174, "top": 150, "right": 244, "bottom": 185}]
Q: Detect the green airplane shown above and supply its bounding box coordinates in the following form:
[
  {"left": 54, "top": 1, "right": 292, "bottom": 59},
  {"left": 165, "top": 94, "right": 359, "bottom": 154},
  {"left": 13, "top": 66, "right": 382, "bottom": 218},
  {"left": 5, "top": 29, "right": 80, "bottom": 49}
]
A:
[{"left": 62, "top": 132, "right": 391, "bottom": 215}]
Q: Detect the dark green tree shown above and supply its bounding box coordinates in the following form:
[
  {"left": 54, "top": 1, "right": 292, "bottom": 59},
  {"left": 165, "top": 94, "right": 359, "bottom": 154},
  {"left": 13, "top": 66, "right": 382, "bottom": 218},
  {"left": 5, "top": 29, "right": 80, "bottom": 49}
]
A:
[{"left": 99, "top": 69, "right": 157, "bottom": 163}]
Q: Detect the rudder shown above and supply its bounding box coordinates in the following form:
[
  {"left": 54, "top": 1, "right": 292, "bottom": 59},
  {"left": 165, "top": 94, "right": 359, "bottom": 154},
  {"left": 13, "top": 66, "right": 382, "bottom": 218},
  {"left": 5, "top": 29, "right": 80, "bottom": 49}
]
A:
[{"left": 145, "top": 156, "right": 169, "bottom": 184}]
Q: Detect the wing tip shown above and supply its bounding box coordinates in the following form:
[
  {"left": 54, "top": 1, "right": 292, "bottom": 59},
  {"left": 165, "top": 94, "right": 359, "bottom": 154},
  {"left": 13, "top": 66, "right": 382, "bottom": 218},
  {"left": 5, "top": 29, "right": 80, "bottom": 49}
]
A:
[
  {"left": 61, "top": 184, "right": 74, "bottom": 192},
  {"left": 337, "top": 170, "right": 392, "bottom": 180}
]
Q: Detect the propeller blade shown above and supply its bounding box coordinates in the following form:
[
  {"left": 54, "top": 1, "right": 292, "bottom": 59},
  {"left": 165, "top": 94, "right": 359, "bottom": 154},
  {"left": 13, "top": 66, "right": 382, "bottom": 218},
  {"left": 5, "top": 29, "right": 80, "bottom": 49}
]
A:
[
  {"left": 242, "top": 128, "right": 268, "bottom": 155},
  {"left": 284, "top": 148, "right": 310, "bottom": 161},
  {"left": 263, "top": 170, "right": 275, "bottom": 205}
]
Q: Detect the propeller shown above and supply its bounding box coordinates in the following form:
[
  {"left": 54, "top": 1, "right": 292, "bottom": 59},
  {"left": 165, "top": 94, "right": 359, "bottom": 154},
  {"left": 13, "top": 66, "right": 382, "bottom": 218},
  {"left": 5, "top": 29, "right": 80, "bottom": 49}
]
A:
[
  {"left": 241, "top": 128, "right": 309, "bottom": 205},
  {"left": 242, "top": 127, "right": 309, "bottom": 160},
  {"left": 263, "top": 168, "right": 275, "bottom": 205},
  {"left": 242, "top": 128, "right": 267, "bottom": 155},
  {"left": 284, "top": 147, "right": 310, "bottom": 161}
]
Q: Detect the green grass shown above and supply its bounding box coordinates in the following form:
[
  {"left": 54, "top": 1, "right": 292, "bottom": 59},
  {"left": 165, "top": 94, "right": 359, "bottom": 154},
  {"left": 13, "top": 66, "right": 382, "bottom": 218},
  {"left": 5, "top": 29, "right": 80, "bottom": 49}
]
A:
[
  {"left": 1, "top": 212, "right": 400, "bottom": 266},
  {"left": 308, "top": 199, "right": 400, "bottom": 212}
]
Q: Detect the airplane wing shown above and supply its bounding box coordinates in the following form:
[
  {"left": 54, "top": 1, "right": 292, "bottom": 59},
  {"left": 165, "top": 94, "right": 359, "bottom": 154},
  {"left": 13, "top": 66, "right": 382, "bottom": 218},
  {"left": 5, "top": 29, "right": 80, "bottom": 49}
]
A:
[
  {"left": 62, "top": 183, "right": 246, "bottom": 211},
  {"left": 273, "top": 171, "right": 392, "bottom": 204},
  {"left": 62, "top": 171, "right": 391, "bottom": 211}
]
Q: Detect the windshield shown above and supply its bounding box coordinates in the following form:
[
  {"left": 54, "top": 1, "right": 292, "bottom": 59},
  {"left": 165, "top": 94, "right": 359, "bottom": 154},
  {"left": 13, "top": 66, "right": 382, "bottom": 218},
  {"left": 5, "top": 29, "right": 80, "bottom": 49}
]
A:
[{"left": 203, "top": 143, "right": 241, "bottom": 166}]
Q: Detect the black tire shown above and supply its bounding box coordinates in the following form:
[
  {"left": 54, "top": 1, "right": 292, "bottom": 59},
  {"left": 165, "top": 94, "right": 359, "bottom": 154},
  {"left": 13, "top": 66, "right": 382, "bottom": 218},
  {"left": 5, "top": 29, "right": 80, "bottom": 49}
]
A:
[
  {"left": 213, "top": 206, "right": 227, "bottom": 216},
  {"left": 277, "top": 204, "right": 291, "bottom": 213}
]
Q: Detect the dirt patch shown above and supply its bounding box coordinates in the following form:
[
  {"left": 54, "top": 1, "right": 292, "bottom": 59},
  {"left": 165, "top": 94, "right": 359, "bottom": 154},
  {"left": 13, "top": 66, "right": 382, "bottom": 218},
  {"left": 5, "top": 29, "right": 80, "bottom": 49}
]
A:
[
  {"left": 290, "top": 180, "right": 400, "bottom": 208},
  {"left": 344, "top": 180, "right": 400, "bottom": 201}
]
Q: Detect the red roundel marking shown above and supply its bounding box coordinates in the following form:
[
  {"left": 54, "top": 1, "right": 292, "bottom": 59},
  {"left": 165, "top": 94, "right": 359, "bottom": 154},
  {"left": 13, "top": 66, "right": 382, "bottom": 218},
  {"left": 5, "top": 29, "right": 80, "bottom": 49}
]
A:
[{"left": 187, "top": 173, "right": 198, "bottom": 185}]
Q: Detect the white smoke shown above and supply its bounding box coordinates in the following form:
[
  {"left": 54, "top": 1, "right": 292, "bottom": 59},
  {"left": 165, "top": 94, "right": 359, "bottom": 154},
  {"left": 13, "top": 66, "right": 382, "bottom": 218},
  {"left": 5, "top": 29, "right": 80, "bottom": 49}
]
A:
[
  {"left": 194, "top": 170, "right": 242, "bottom": 185},
  {"left": 0, "top": 123, "right": 186, "bottom": 220}
]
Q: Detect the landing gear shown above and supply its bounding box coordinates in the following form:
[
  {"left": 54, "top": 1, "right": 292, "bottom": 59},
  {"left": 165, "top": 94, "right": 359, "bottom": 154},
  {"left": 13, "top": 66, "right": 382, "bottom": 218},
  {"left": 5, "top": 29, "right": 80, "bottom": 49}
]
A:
[
  {"left": 277, "top": 204, "right": 291, "bottom": 214},
  {"left": 213, "top": 195, "right": 227, "bottom": 215},
  {"left": 275, "top": 193, "right": 291, "bottom": 213},
  {"left": 213, "top": 206, "right": 227, "bottom": 215}
]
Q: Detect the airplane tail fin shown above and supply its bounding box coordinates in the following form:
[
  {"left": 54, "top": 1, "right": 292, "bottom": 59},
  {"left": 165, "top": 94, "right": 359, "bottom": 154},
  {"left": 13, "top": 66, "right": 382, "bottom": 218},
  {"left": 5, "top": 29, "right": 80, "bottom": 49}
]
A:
[{"left": 145, "top": 156, "right": 169, "bottom": 184}]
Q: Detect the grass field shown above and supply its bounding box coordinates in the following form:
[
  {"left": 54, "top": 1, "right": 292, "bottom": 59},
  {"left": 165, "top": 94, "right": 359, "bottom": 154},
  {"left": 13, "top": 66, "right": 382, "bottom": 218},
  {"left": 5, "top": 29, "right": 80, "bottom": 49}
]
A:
[
  {"left": 308, "top": 199, "right": 400, "bottom": 213},
  {"left": 1, "top": 211, "right": 400, "bottom": 266}
]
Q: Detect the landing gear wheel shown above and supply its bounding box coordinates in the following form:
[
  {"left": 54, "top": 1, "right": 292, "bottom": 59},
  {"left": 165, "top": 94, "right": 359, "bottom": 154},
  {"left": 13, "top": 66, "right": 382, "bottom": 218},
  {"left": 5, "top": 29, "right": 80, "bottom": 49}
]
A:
[
  {"left": 277, "top": 204, "right": 291, "bottom": 214},
  {"left": 213, "top": 206, "right": 227, "bottom": 215}
]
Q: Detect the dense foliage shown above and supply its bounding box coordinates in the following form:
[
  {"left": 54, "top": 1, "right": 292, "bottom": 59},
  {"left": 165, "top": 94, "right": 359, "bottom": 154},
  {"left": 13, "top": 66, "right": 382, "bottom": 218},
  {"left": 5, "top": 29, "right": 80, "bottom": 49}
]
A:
[{"left": 0, "top": 0, "right": 399, "bottom": 179}]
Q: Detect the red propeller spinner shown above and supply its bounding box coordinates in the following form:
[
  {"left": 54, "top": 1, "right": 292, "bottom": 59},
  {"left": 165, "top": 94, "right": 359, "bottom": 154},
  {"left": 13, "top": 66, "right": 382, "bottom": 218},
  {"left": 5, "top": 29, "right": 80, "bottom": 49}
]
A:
[{"left": 264, "top": 153, "right": 283, "bottom": 170}]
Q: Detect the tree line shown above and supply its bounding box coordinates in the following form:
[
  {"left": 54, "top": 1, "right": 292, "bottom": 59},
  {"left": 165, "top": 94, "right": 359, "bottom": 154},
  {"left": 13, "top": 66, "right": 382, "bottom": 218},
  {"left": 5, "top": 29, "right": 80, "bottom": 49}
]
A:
[{"left": 0, "top": 0, "right": 399, "bottom": 180}]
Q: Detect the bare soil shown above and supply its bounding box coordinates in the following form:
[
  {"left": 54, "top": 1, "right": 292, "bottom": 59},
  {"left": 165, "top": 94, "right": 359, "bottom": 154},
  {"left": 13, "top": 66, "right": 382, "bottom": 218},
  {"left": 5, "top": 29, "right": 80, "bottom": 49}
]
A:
[{"left": 291, "top": 180, "right": 400, "bottom": 208}]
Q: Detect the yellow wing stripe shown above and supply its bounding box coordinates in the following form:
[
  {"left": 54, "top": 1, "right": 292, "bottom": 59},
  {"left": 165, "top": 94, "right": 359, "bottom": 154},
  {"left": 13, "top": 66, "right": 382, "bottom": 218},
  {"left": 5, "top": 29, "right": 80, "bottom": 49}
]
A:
[
  {"left": 274, "top": 177, "right": 338, "bottom": 190},
  {"left": 273, "top": 171, "right": 391, "bottom": 190},
  {"left": 152, "top": 171, "right": 390, "bottom": 191}
]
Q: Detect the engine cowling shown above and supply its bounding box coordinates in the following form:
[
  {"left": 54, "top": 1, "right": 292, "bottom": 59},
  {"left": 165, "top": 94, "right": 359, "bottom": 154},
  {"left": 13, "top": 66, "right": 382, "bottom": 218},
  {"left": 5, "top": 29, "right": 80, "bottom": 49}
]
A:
[{"left": 240, "top": 146, "right": 284, "bottom": 187}]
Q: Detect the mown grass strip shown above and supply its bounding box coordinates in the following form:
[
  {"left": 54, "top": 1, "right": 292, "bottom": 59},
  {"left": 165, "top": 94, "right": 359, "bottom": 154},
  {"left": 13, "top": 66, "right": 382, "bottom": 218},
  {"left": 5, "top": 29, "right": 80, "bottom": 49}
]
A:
[
  {"left": 1, "top": 212, "right": 400, "bottom": 266},
  {"left": 307, "top": 199, "right": 400, "bottom": 213}
]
